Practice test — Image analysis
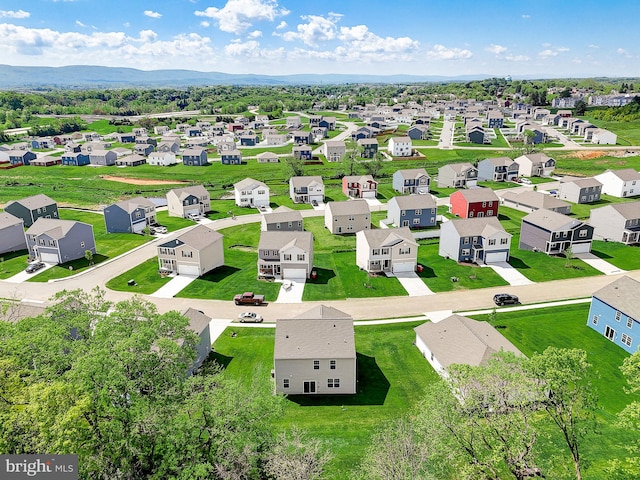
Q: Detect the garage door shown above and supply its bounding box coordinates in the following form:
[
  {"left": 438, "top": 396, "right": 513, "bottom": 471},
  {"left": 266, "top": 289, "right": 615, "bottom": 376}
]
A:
[
  {"left": 571, "top": 243, "right": 591, "bottom": 254},
  {"left": 184, "top": 208, "right": 199, "bottom": 217},
  {"left": 40, "top": 252, "right": 60, "bottom": 264},
  {"left": 362, "top": 191, "right": 376, "bottom": 199},
  {"left": 392, "top": 262, "right": 415, "bottom": 273},
  {"left": 485, "top": 251, "right": 508, "bottom": 263},
  {"left": 283, "top": 268, "right": 307, "bottom": 280},
  {"left": 178, "top": 264, "right": 200, "bottom": 276},
  {"left": 132, "top": 221, "right": 146, "bottom": 233}
]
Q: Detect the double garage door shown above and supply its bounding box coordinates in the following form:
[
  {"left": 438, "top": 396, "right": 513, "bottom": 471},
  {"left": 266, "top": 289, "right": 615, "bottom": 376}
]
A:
[
  {"left": 40, "top": 252, "right": 60, "bottom": 264},
  {"left": 178, "top": 264, "right": 200, "bottom": 276},
  {"left": 392, "top": 262, "right": 415, "bottom": 273},
  {"left": 283, "top": 268, "right": 307, "bottom": 280},
  {"left": 485, "top": 251, "right": 509, "bottom": 264}
]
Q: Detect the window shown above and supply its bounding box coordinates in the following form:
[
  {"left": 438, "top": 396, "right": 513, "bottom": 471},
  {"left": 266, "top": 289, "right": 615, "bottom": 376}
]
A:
[
  {"left": 413, "top": 218, "right": 420, "bottom": 225},
  {"left": 592, "top": 315, "right": 598, "bottom": 326},
  {"left": 627, "top": 317, "right": 634, "bottom": 329},
  {"left": 487, "top": 210, "right": 494, "bottom": 216},
  {"left": 283, "top": 379, "right": 290, "bottom": 389},
  {"left": 482, "top": 202, "right": 486, "bottom": 208},
  {"left": 372, "top": 248, "right": 380, "bottom": 256},
  {"left": 399, "top": 247, "right": 411, "bottom": 255},
  {"left": 461, "top": 248, "right": 470, "bottom": 256},
  {"left": 330, "top": 360, "right": 336, "bottom": 370},
  {"left": 401, "top": 210, "right": 406, "bottom": 216},
  {"left": 181, "top": 251, "right": 193, "bottom": 258},
  {"left": 500, "top": 238, "right": 508, "bottom": 245},
  {"left": 469, "top": 211, "right": 474, "bottom": 218},
  {"left": 415, "top": 209, "right": 422, "bottom": 215},
  {"left": 297, "top": 254, "right": 305, "bottom": 261},
  {"left": 288, "top": 222, "right": 292, "bottom": 228},
  {"left": 327, "top": 379, "right": 340, "bottom": 388},
  {"left": 579, "top": 230, "right": 588, "bottom": 238},
  {"left": 382, "top": 248, "right": 389, "bottom": 255},
  {"left": 616, "top": 311, "right": 622, "bottom": 322},
  {"left": 313, "top": 360, "right": 320, "bottom": 370},
  {"left": 49, "top": 240, "right": 56, "bottom": 247},
  {"left": 622, "top": 334, "right": 633, "bottom": 347},
  {"left": 284, "top": 254, "right": 292, "bottom": 261},
  {"left": 488, "top": 239, "right": 496, "bottom": 246},
  {"left": 80, "top": 241, "right": 85, "bottom": 248}
]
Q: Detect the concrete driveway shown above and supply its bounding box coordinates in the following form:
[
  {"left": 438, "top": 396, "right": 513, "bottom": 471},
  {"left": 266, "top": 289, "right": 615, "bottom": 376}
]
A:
[
  {"left": 392, "top": 272, "right": 434, "bottom": 296},
  {"left": 483, "top": 262, "right": 535, "bottom": 286},
  {"left": 4, "top": 263, "right": 56, "bottom": 283},
  {"left": 274, "top": 279, "right": 305, "bottom": 303},
  {"left": 150, "top": 274, "right": 198, "bottom": 298},
  {"left": 575, "top": 252, "right": 627, "bottom": 275}
]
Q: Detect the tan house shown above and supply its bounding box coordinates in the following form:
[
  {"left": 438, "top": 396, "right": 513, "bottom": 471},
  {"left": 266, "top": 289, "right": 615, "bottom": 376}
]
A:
[
  {"left": 257, "top": 231, "right": 314, "bottom": 280},
  {"left": 157, "top": 225, "right": 224, "bottom": 276},
  {"left": 274, "top": 305, "right": 356, "bottom": 395},
  {"left": 166, "top": 185, "right": 211, "bottom": 218},
  {"left": 324, "top": 200, "right": 370, "bottom": 234},
  {"left": 356, "top": 227, "right": 418, "bottom": 274},
  {"left": 323, "top": 140, "right": 347, "bottom": 162}
]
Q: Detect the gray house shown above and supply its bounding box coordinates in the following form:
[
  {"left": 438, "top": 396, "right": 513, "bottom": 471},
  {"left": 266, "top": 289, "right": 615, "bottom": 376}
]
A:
[
  {"left": 166, "top": 185, "right": 211, "bottom": 218},
  {"left": 103, "top": 197, "right": 157, "bottom": 234},
  {"left": 0, "top": 212, "right": 27, "bottom": 254},
  {"left": 392, "top": 168, "right": 431, "bottom": 194},
  {"left": 182, "top": 307, "right": 212, "bottom": 376},
  {"left": 89, "top": 149, "right": 117, "bottom": 166},
  {"left": 477, "top": 157, "right": 519, "bottom": 182},
  {"left": 589, "top": 202, "right": 640, "bottom": 244},
  {"left": 4, "top": 194, "right": 59, "bottom": 227},
  {"left": 274, "top": 305, "right": 356, "bottom": 395},
  {"left": 257, "top": 231, "right": 314, "bottom": 280},
  {"left": 500, "top": 190, "right": 571, "bottom": 215},
  {"left": 25, "top": 218, "right": 96, "bottom": 264},
  {"left": 437, "top": 163, "right": 478, "bottom": 188},
  {"left": 387, "top": 195, "right": 437, "bottom": 229},
  {"left": 439, "top": 217, "right": 512, "bottom": 264},
  {"left": 182, "top": 147, "right": 209, "bottom": 166},
  {"left": 520, "top": 209, "right": 593, "bottom": 255},
  {"left": 557, "top": 177, "right": 603, "bottom": 204},
  {"left": 157, "top": 225, "right": 224, "bottom": 277},
  {"left": 261, "top": 206, "right": 304, "bottom": 232},
  {"left": 324, "top": 200, "right": 370, "bottom": 234}
]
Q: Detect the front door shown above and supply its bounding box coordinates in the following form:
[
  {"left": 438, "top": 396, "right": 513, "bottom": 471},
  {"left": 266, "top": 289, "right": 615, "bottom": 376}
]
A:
[
  {"left": 605, "top": 326, "right": 616, "bottom": 342},
  {"left": 303, "top": 381, "right": 316, "bottom": 394}
]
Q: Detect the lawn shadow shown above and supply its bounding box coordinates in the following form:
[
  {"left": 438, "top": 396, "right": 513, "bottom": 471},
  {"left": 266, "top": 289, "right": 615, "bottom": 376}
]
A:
[
  {"left": 286, "top": 353, "right": 390, "bottom": 407},
  {"left": 202, "top": 351, "right": 234, "bottom": 371},
  {"left": 308, "top": 267, "right": 336, "bottom": 285},
  {"left": 417, "top": 264, "right": 437, "bottom": 279},
  {"left": 591, "top": 249, "right": 613, "bottom": 260},
  {"left": 0, "top": 249, "right": 28, "bottom": 261},
  {"left": 508, "top": 256, "right": 530, "bottom": 269},
  {"left": 198, "top": 265, "right": 241, "bottom": 282}
]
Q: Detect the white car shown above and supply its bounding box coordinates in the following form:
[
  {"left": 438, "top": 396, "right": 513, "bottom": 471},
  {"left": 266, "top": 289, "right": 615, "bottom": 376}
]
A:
[
  {"left": 519, "top": 178, "right": 533, "bottom": 185},
  {"left": 238, "top": 312, "right": 263, "bottom": 323}
]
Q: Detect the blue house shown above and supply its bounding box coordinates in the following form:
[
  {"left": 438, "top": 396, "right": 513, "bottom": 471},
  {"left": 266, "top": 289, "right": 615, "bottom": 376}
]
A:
[
  {"left": 387, "top": 195, "right": 437, "bottom": 229},
  {"left": 588, "top": 276, "right": 640, "bottom": 354},
  {"left": 8, "top": 150, "right": 36, "bottom": 166},
  {"left": 221, "top": 149, "right": 242, "bottom": 165},
  {"left": 104, "top": 197, "right": 157, "bottom": 234},
  {"left": 4, "top": 194, "right": 59, "bottom": 228},
  {"left": 292, "top": 145, "right": 312, "bottom": 161},
  {"left": 115, "top": 133, "right": 135, "bottom": 143},
  {"left": 61, "top": 152, "right": 89, "bottom": 166},
  {"left": 182, "top": 147, "right": 209, "bottom": 166},
  {"left": 239, "top": 134, "right": 259, "bottom": 146}
]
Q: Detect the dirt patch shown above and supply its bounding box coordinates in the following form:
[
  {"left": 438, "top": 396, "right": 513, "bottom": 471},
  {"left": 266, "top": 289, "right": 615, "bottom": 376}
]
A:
[
  {"left": 570, "top": 150, "right": 608, "bottom": 160},
  {"left": 100, "top": 175, "right": 189, "bottom": 186}
]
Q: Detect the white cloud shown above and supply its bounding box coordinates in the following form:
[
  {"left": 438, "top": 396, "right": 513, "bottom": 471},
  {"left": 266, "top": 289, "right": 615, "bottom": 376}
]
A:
[
  {"left": 123, "top": 22, "right": 131, "bottom": 28},
  {"left": 588, "top": 44, "right": 599, "bottom": 49},
  {"left": 224, "top": 39, "right": 260, "bottom": 56},
  {"left": 195, "top": 0, "right": 289, "bottom": 35},
  {"left": 248, "top": 30, "right": 262, "bottom": 38},
  {"left": 485, "top": 44, "right": 507, "bottom": 55},
  {"left": 426, "top": 44, "right": 472, "bottom": 60},
  {"left": 0, "top": 10, "right": 30, "bottom": 19},
  {"left": 138, "top": 29, "right": 158, "bottom": 42},
  {"left": 538, "top": 49, "right": 558, "bottom": 58},
  {"left": 505, "top": 54, "right": 530, "bottom": 62},
  {"left": 75, "top": 20, "right": 86, "bottom": 27},
  {"left": 557, "top": 46, "right": 570, "bottom": 52},
  {"left": 521, "top": 14, "right": 530, "bottom": 19},
  {"left": 276, "top": 21, "right": 287, "bottom": 30},
  {"left": 200, "top": 21, "right": 210, "bottom": 27},
  {"left": 279, "top": 13, "right": 341, "bottom": 47},
  {"left": 144, "top": 10, "right": 162, "bottom": 19},
  {"left": 617, "top": 47, "right": 632, "bottom": 58},
  {"left": 338, "top": 25, "right": 419, "bottom": 54}
]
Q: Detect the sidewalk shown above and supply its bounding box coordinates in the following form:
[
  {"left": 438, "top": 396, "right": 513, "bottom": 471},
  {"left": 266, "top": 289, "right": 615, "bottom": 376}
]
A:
[
  {"left": 574, "top": 252, "right": 626, "bottom": 275},
  {"left": 483, "top": 262, "right": 534, "bottom": 286}
]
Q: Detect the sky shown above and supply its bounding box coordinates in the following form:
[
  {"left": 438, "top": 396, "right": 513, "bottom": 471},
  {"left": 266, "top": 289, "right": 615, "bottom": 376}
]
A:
[{"left": 0, "top": 0, "right": 638, "bottom": 78}]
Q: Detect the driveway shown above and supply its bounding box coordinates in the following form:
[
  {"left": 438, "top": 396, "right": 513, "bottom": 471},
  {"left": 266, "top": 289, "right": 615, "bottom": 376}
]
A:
[
  {"left": 574, "top": 252, "right": 627, "bottom": 275},
  {"left": 150, "top": 274, "right": 198, "bottom": 298},
  {"left": 391, "top": 271, "right": 434, "bottom": 296},
  {"left": 483, "top": 262, "right": 534, "bottom": 286},
  {"left": 274, "top": 279, "right": 305, "bottom": 303},
  {"left": 4, "top": 263, "right": 56, "bottom": 283}
]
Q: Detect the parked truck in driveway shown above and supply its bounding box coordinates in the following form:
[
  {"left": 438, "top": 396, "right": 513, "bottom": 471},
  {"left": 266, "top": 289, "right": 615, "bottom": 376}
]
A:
[{"left": 234, "top": 292, "right": 265, "bottom": 305}]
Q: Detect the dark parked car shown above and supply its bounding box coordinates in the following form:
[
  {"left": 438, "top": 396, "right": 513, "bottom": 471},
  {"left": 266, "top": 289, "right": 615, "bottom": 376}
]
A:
[
  {"left": 25, "top": 262, "right": 45, "bottom": 274},
  {"left": 493, "top": 293, "right": 519, "bottom": 306}
]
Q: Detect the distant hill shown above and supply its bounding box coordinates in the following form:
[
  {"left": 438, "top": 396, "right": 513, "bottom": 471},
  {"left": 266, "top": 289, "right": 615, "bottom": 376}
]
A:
[{"left": 0, "top": 65, "right": 495, "bottom": 89}]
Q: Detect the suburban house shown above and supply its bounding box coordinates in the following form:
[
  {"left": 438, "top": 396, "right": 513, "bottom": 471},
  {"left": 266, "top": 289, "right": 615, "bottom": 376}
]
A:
[
  {"left": 115, "top": 154, "right": 146, "bottom": 167},
  {"left": 257, "top": 231, "right": 314, "bottom": 280},
  {"left": 514, "top": 153, "right": 556, "bottom": 177},
  {"left": 8, "top": 150, "right": 36, "bottom": 166},
  {"left": 157, "top": 225, "right": 224, "bottom": 277},
  {"left": 61, "top": 152, "right": 90, "bottom": 166},
  {"left": 261, "top": 206, "right": 303, "bottom": 232},
  {"left": 414, "top": 315, "right": 523, "bottom": 376},
  {"left": 166, "top": 185, "right": 210, "bottom": 218},
  {"left": 25, "top": 218, "right": 96, "bottom": 264},
  {"left": 103, "top": 197, "right": 157, "bottom": 234},
  {"left": 31, "top": 156, "right": 62, "bottom": 167},
  {"left": 157, "top": 140, "right": 180, "bottom": 154},
  {"left": 323, "top": 140, "right": 346, "bottom": 162},
  {"left": 557, "top": 177, "right": 603, "bottom": 204},
  {"left": 387, "top": 195, "right": 437, "bottom": 229},
  {"left": 289, "top": 176, "right": 325, "bottom": 204},
  {"left": 182, "top": 308, "right": 212, "bottom": 375},
  {"left": 182, "top": 147, "right": 209, "bottom": 166},
  {"left": 594, "top": 169, "right": 640, "bottom": 198},
  {"left": 220, "top": 149, "right": 242, "bottom": 165},
  {"left": 4, "top": 194, "right": 59, "bottom": 227},
  {"left": 292, "top": 145, "right": 313, "bottom": 161},
  {"left": 437, "top": 163, "right": 478, "bottom": 188},
  {"left": 519, "top": 209, "right": 594, "bottom": 254},
  {"left": 324, "top": 200, "right": 371, "bottom": 234},
  {"left": 239, "top": 134, "right": 259, "bottom": 146},
  {"left": 233, "top": 178, "right": 270, "bottom": 208},
  {"left": 291, "top": 130, "right": 313, "bottom": 145},
  {"left": 392, "top": 168, "right": 431, "bottom": 194},
  {"left": 356, "top": 227, "right": 418, "bottom": 274},
  {"left": 477, "top": 157, "right": 519, "bottom": 182},
  {"left": 134, "top": 144, "right": 155, "bottom": 157},
  {"left": 407, "top": 125, "right": 430, "bottom": 140},
  {"left": 590, "top": 128, "right": 617, "bottom": 145},
  {"left": 500, "top": 190, "right": 571, "bottom": 214},
  {"left": 357, "top": 138, "right": 379, "bottom": 158},
  {"left": 257, "top": 152, "right": 279, "bottom": 163},
  {"left": 89, "top": 149, "right": 117, "bottom": 166},
  {"left": 148, "top": 152, "right": 178, "bottom": 166},
  {"left": 587, "top": 276, "right": 640, "bottom": 354},
  {"left": 439, "top": 217, "right": 512, "bottom": 264},
  {"left": 450, "top": 188, "right": 499, "bottom": 218},
  {"left": 388, "top": 136, "right": 413, "bottom": 157},
  {"left": 342, "top": 175, "right": 378, "bottom": 199},
  {"left": 286, "top": 116, "right": 302, "bottom": 129},
  {"left": 0, "top": 212, "right": 27, "bottom": 255},
  {"left": 486, "top": 110, "right": 505, "bottom": 128},
  {"left": 589, "top": 202, "right": 640, "bottom": 244},
  {"left": 274, "top": 305, "right": 356, "bottom": 395},
  {"left": 465, "top": 124, "right": 486, "bottom": 144}
]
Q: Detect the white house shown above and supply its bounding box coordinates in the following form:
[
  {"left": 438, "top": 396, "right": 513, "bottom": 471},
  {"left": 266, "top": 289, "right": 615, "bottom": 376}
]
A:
[
  {"left": 594, "top": 169, "right": 640, "bottom": 198},
  {"left": 388, "top": 136, "right": 413, "bottom": 157},
  {"left": 233, "top": 178, "right": 270, "bottom": 208},
  {"left": 356, "top": 227, "right": 418, "bottom": 274},
  {"left": 147, "top": 152, "right": 177, "bottom": 166},
  {"left": 590, "top": 128, "right": 617, "bottom": 145},
  {"left": 289, "top": 176, "right": 325, "bottom": 204}
]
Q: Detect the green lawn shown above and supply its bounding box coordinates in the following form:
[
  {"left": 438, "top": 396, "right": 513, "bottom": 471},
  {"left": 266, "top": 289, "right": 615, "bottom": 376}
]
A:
[
  {"left": 212, "top": 321, "right": 438, "bottom": 479},
  {"left": 591, "top": 240, "right": 640, "bottom": 270},
  {"left": 0, "top": 250, "right": 29, "bottom": 279},
  {"left": 105, "top": 257, "right": 172, "bottom": 293},
  {"left": 582, "top": 115, "right": 640, "bottom": 145}
]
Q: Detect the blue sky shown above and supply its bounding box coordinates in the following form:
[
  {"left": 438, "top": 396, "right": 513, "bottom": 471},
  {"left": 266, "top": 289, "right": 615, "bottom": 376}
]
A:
[{"left": 0, "top": 0, "right": 638, "bottom": 77}]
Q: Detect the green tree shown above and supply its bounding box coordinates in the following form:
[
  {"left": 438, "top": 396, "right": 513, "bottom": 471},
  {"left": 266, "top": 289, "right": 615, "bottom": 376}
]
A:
[
  {"left": 84, "top": 249, "right": 94, "bottom": 266},
  {"left": 341, "top": 139, "right": 360, "bottom": 176},
  {"left": 574, "top": 100, "right": 587, "bottom": 116},
  {"left": 361, "top": 151, "right": 385, "bottom": 178},
  {"left": 284, "top": 155, "right": 305, "bottom": 177},
  {"left": 263, "top": 429, "right": 332, "bottom": 480}
]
